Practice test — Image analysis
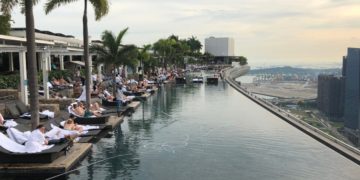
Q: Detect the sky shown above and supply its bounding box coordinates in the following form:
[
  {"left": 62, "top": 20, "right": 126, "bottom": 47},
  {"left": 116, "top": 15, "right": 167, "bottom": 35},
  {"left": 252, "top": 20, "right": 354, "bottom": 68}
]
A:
[{"left": 8, "top": 0, "right": 360, "bottom": 67}]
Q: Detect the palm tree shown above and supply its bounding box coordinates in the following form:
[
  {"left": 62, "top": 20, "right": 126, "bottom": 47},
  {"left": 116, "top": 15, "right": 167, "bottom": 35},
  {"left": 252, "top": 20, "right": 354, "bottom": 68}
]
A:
[
  {"left": 45, "top": 0, "right": 109, "bottom": 109},
  {"left": 1, "top": 0, "right": 40, "bottom": 130},
  {"left": 90, "top": 28, "right": 137, "bottom": 97},
  {"left": 137, "top": 44, "right": 151, "bottom": 78},
  {"left": 153, "top": 38, "right": 176, "bottom": 69},
  {"left": 186, "top": 36, "right": 202, "bottom": 54}
]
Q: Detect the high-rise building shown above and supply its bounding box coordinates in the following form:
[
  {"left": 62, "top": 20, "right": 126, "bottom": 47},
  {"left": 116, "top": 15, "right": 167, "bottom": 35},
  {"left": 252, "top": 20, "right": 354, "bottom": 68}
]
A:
[
  {"left": 204, "top": 37, "right": 235, "bottom": 64},
  {"left": 343, "top": 48, "right": 360, "bottom": 130},
  {"left": 317, "top": 75, "right": 344, "bottom": 119},
  {"left": 205, "top": 37, "right": 234, "bottom": 57},
  {"left": 342, "top": 56, "right": 347, "bottom": 77}
]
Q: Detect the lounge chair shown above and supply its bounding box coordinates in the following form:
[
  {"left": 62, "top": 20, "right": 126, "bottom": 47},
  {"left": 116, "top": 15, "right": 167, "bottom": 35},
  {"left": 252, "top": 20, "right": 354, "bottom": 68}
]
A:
[
  {"left": 67, "top": 105, "right": 109, "bottom": 124},
  {"left": 101, "top": 99, "right": 118, "bottom": 107},
  {"left": 74, "top": 116, "right": 108, "bottom": 125},
  {"left": 0, "top": 132, "right": 71, "bottom": 163},
  {"left": 5, "top": 101, "right": 49, "bottom": 120},
  {"left": 175, "top": 77, "right": 186, "bottom": 84},
  {"left": 123, "top": 91, "right": 144, "bottom": 96}
]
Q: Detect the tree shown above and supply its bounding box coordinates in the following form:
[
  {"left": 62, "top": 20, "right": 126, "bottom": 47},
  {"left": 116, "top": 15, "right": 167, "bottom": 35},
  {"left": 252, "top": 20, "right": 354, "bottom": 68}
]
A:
[
  {"left": 1, "top": 0, "right": 40, "bottom": 130},
  {"left": 237, "top": 56, "right": 248, "bottom": 65},
  {"left": 0, "top": 14, "right": 11, "bottom": 35},
  {"left": 90, "top": 28, "right": 137, "bottom": 97},
  {"left": 45, "top": 0, "right": 109, "bottom": 110},
  {"left": 203, "top": 52, "right": 215, "bottom": 64},
  {"left": 153, "top": 38, "right": 174, "bottom": 69},
  {"left": 137, "top": 44, "right": 151, "bottom": 75},
  {"left": 186, "top": 36, "right": 202, "bottom": 54}
]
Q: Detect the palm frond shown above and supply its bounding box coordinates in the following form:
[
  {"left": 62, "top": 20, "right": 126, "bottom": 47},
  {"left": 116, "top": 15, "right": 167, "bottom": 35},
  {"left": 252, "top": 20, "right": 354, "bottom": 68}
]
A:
[
  {"left": 101, "top": 30, "right": 118, "bottom": 55},
  {"left": 44, "top": 0, "right": 78, "bottom": 14},
  {"left": 0, "top": 0, "right": 19, "bottom": 15},
  {"left": 89, "top": 0, "right": 109, "bottom": 20},
  {"left": 115, "top": 27, "right": 128, "bottom": 46}
]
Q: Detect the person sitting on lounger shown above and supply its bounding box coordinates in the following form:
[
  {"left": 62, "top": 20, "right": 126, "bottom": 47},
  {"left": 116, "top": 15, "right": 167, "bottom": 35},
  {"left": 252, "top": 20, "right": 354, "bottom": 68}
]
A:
[
  {"left": 63, "top": 119, "right": 84, "bottom": 133},
  {"left": 25, "top": 125, "right": 49, "bottom": 152},
  {"left": 116, "top": 87, "right": 135, "bottom": 105},
  {"left": 99, "top": 88, "right": 115, "bottom": 102}
]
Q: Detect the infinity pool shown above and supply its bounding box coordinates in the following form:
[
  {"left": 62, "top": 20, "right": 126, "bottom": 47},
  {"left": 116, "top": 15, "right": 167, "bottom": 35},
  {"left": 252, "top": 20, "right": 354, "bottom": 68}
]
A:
[{"left": 66, "top": 82, "right": 360, "bottom": 180}]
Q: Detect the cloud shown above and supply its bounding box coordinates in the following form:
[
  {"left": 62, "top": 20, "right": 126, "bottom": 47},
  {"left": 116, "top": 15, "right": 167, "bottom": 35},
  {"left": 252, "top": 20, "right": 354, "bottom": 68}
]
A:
[{"left": 7, "top": 0, "right": 360, "bottom": 65}]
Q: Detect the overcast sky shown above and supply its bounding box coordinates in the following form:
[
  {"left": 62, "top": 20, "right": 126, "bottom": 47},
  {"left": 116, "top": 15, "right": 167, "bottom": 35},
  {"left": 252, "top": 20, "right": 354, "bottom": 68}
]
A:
[{"left": 9, "top": 0, "right": 360, "bottom": 67}]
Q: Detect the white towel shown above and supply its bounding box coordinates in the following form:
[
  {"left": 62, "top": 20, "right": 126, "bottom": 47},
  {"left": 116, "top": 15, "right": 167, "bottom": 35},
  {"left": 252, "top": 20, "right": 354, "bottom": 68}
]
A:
[
  {"left": 6, "top": 128, "right": 31, "bottom": 145},
  {"left": 40, "top": 110, "right": 55, "bottom": 118},
  {"left": 4, "top": 119, "right": 17, "bottom": 128},
  {"left": 0, "top": 132, "right": 53, "bottom": 153}
]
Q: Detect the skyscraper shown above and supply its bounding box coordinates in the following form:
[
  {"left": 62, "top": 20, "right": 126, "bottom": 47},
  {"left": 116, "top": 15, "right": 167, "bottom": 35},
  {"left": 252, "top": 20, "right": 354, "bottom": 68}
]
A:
[
  {"left": 317, "top": 75, "right": 344, "bottom": 119},
  {"left": 343, "top": 48, "right": 360, "bottom": 130}
]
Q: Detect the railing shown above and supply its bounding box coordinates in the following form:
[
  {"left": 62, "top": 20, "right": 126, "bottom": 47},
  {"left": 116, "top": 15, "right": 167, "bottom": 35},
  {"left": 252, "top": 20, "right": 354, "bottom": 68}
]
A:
[{"left": 225, "top": 66, "right": 360, "bottom": 164}]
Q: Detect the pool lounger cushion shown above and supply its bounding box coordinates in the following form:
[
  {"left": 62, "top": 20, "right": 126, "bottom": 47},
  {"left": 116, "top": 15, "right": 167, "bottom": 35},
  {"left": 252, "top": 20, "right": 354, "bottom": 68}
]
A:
[{"left": 74, "top": 116, "right": 107, "bottom": 125}]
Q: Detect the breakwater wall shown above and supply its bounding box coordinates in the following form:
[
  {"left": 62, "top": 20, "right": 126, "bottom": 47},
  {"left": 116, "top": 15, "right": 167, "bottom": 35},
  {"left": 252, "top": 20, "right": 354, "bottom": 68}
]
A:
[{"left": 225, "top": 66, "right": 360, "bottom": 165}]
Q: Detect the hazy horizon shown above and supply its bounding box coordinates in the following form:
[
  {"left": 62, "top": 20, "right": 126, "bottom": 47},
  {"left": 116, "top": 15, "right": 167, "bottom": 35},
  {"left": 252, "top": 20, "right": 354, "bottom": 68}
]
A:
[{"left": 8, "top": 0, "right": 360, "bottom": 66}]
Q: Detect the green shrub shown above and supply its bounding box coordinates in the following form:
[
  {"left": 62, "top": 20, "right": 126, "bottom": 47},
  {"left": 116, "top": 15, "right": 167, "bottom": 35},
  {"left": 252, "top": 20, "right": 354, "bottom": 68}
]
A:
[{"left": 0, "top": 74, "right": 20, "bottom": 89}]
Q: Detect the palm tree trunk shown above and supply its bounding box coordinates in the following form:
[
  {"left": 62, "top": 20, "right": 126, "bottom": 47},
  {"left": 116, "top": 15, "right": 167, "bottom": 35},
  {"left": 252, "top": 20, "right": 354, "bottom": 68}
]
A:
[
  {"left": 25, "top": 0, "right": 39, "bottom": 130},
  {"left": 83, "top": 0, "right": 91, "bottom": 110}
]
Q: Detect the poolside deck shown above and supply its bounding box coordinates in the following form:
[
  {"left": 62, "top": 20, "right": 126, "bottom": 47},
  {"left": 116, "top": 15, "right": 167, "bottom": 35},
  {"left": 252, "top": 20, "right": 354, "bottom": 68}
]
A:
[{"left": 106, "top": 115, "right": 125, "bottom": 130}]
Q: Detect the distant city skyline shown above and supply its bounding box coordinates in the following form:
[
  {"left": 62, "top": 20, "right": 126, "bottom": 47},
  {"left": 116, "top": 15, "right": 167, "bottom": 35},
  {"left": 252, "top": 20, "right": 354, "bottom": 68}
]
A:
[{"left": 8, "top": 0, "right": 360, "bottom": 66}]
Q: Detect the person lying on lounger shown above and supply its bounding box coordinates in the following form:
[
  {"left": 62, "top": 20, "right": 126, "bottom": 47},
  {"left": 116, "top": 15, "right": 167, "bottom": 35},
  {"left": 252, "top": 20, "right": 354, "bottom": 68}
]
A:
[
  {"left": 72, "top": 103, "right": 85, "bottom": 117},
  {"left": 77, "top": 102, "right": 101, "bottom": 117},
  {"left": 63, "top": 119, "right": 84, "bottom": 133}
]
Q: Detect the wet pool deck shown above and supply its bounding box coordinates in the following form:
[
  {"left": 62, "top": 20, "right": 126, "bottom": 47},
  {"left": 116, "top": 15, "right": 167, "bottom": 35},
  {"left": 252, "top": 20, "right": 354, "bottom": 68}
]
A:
[{"left": 106, "top": 115, "right": 125, "bottom": 130}]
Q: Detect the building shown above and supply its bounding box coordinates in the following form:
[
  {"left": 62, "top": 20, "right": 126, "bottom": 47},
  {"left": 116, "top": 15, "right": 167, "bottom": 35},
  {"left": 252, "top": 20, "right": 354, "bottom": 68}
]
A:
[
  {"left": 343, "top": 48, "right": 360, "bottom": 130},
  {"left": 204, "top": 37, "right": 235, "bottom": 64},
  {"left": 0, "top": 28, "right": 86, "bottom": 104},
  {"left": 317, "top": 75, "right": 344, "bottom": 119}
]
